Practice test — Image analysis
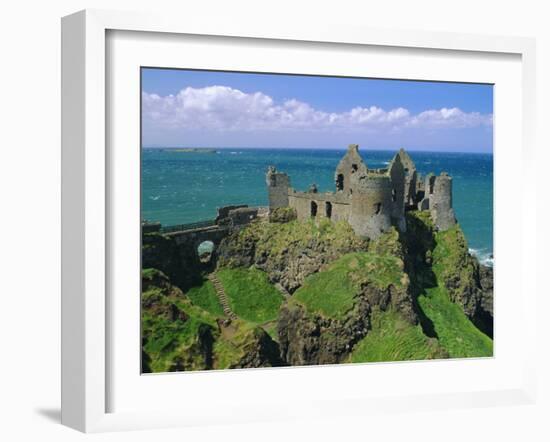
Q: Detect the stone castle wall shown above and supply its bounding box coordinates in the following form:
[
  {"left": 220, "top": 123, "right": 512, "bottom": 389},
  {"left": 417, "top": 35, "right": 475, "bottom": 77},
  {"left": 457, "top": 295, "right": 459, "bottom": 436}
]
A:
[{"left": 288, "top": 190, "right": 351, "bottom": 223}]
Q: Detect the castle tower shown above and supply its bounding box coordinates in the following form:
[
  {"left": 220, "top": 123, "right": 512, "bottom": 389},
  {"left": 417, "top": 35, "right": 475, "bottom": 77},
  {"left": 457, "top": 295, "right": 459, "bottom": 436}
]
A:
[
  {"left": 396, "top": 148, "right": 418, "bottom": 207},
  {"left": 430, "top": 172, "right": 456, "bottom": 231},
  {"left": 387, "top": 152, "right": 407, "bottom": 232},
  {"left": 334, "top": 144, "right": 368, "bottom": 196},
  {"left": 266, "top": 166, "right": 290, "bottom": 210},
  {"left": 348, "top": 174, "right": 393, "bottom": 239}
]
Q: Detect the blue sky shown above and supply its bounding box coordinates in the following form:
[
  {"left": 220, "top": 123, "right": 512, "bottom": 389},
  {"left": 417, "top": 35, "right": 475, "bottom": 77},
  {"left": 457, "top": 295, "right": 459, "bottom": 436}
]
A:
[{"left": 141, "top": 68, "right": 493, "bottom": 153}]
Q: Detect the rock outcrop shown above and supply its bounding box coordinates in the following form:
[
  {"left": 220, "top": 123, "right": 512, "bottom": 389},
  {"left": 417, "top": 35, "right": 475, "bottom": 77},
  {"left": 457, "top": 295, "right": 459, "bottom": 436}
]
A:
[
  {"left": 216, "top": 218, "right": 368, "bottom": 293},
  {"left": 278, "top": 294, "right": 371, "bottom": 365}
]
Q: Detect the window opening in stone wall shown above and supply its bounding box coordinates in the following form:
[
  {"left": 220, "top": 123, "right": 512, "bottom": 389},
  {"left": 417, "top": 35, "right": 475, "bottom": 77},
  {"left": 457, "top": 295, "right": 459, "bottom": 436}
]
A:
[
  {"left": 325, "top": 201, "right": 332, "bottom": 219},
  {"left": 311, "top": 201, "right": 318, "bottom": 217},
  {"left": 392, "top": 189, "right": 397, "bottom": 202},
  {"left": 336, "top": 174, "right": 344, "bottom": 191},
  {"left": 374, "top": 203, "right": 382, "bottom": 215}
]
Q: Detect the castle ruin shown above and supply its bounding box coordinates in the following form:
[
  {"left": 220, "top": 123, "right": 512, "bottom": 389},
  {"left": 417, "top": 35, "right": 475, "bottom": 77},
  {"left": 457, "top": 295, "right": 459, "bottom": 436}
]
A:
[{"left": 266, "top": 144, "right": 456, "bottom": 239}]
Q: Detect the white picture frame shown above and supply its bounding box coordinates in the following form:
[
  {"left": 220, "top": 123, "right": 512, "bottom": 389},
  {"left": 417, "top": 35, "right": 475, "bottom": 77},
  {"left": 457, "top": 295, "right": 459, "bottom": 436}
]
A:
[{"left": 61, "top": 9, "right": 537, "bottom": 433}]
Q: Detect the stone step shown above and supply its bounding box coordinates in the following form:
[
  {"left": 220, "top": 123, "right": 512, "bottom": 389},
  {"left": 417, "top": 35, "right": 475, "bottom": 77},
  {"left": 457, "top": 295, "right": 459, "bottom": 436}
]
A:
[{"left": 208, "top": 272, "right": 238, "bottom": 320}]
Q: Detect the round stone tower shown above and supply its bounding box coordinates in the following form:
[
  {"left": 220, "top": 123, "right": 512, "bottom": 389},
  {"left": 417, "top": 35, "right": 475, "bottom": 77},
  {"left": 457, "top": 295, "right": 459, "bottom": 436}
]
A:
[
  {"left": 430, "top": 172, "right": 456, "bottom": 231},
  {"left": 349, "top": 174, "right": 393, "bottom": 239}
]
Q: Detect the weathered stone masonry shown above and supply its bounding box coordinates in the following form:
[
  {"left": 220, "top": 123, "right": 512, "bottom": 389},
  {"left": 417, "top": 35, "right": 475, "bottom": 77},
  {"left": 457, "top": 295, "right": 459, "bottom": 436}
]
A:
[{"left": 266, "top": 144, "right": 456, "bottom": 239}]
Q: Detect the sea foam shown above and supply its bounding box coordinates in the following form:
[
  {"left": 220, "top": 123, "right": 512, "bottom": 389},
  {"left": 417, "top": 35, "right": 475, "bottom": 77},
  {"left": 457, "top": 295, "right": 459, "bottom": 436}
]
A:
[{"left": 469, "top": 248, "right": 494, "bottom": 267}]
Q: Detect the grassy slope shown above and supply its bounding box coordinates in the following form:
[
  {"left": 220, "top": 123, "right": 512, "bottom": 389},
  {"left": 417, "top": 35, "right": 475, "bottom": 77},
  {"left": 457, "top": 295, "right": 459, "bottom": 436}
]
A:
[
  {"left": 216, "top": 267, "right": 284, "bottom": 324},
  {"left": 186, "top": 279, "right": 224, "bottom": 317},
  {"left": 417, "top": 286, "right": 492, "bottom": 358},
  {"left": 292, "top": 251, "right": 405, "bottom": 320},
  {"left": 421, "top": 226, "right": 492, "bottom": 358},
  {"left": 350, "top": 308, "right": 447, "bottom": 363},
  {"left": 406, "top": 212, "right": 493, "bottom": 358}
]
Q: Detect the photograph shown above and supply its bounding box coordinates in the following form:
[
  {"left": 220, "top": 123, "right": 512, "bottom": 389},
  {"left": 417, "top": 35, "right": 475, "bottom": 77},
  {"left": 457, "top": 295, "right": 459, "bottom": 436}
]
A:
[{"left": 140, "top": 68, "right": 494, "bottom": 373}]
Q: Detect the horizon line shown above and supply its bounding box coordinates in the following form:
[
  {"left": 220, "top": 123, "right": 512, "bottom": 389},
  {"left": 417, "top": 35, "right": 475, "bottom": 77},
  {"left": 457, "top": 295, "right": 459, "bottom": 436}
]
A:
[{"left": 141, "top": 145, "right": 493, "bottom": 154}]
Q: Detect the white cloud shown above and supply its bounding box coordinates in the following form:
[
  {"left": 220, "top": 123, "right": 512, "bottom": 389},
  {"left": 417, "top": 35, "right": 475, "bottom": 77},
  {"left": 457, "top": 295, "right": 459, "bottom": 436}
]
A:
[{"left": 142, "top": 86, "right": 492, "bottom": 133}]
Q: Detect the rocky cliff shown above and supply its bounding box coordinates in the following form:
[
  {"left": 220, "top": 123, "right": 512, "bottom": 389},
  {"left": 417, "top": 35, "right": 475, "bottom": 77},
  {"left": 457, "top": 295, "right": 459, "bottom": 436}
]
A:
[
  {"left": 142, "top": 209, "right": 493, "bottom": 371},
  {"left": 403, "top": 211, "right": 494, "bottom": 338}
]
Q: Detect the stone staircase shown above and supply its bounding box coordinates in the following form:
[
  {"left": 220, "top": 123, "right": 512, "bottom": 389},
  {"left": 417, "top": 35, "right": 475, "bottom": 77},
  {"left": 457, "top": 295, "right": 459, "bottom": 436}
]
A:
[
  {"left": 208, "top": 272, "right": 238, "bottom": 320},
  {"left": 274, "top": 282, "right": 291, "bottom": 299}
]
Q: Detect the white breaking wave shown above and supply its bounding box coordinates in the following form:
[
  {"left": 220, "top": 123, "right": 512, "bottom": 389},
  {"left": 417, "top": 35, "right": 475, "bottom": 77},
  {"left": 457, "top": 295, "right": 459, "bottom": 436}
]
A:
[{"left": 469, "top": 248, "right": 494, "bottom": 267}]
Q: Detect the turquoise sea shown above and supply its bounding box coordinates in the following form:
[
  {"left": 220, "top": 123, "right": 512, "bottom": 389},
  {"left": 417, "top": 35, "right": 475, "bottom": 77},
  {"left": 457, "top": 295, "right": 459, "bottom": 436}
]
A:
[{"left": 142, "top": 148, "right": 493, "bottom": 266}]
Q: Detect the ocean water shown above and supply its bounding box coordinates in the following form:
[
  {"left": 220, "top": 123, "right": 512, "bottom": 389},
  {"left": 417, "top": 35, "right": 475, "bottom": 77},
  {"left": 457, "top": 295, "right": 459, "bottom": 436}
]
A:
[{"left": 142, "top": 148, "right": 493, "bottom": 265}]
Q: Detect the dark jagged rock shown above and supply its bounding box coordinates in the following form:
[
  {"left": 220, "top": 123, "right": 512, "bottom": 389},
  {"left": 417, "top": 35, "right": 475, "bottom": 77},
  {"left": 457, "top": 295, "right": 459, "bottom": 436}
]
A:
[
  {"left": 278, "top": 295, "right": 371, "bottom": 366},
  {"left": 227, "top": 327, "right": 284, "bottom": 369},
  {"left": 479, "top": 265, "right": 494, "bottom": 317},
  {"left": 142, "top": 232, "right": 214, "bottom": 291}
]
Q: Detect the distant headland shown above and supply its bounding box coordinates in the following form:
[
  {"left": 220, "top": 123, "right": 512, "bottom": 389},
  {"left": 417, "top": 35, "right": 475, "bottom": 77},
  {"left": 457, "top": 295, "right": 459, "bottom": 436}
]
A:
[{"left": 162, "top": 147, "right": 218, "bottom": 153}]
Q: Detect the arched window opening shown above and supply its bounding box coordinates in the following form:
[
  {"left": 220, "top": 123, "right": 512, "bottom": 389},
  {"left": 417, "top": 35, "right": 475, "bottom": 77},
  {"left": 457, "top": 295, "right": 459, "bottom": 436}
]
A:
[
  {"left": 311, "top": 201, "right": 318, "bottom": 218},
  {"left": 197, "top": 240, "right": 215, "bottom": 263},
  {"left": 325, "top": 202, "right": 332, "bottom": 219},
  {"left": 391, "top": 188, "right": 397, "bottom": 202},
  {"left": 351, "top": 164, "right": 358, "bottom": 173},
  {"left": 374, "top": 203, "right": 382, "bottom": 215}
]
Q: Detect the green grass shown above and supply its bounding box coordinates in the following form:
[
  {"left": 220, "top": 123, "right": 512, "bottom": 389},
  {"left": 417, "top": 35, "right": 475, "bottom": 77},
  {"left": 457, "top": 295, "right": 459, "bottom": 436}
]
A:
[
  {"left": 141, "top": 269, "right": 220, "bottom": 372},
  {"left": 186, "top": 279, "right": 224, "bottom": 317},
  {"left": 142, "top": 307, "right": 214, "bottom": 373},
  {"left": 216, "top": 268, "right": 284, "bottom": 323},
  {"left": 349, "top": 308, "right": 447, "bottom": 363},
  {"left": 417, "top": 285, "right": 493, "bottom": 358},
  {"left": 422, "top": 225, "right": 493, "bottom": 358},
  {"left": 404, "top": 212, "right": 493, "bottom": 358},
  {"left": 292, "top": 252, "right": 406, "bottom": 320}
]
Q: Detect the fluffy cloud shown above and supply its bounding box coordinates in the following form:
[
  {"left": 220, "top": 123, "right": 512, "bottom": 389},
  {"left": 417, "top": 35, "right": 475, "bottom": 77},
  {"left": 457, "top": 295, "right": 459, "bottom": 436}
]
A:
[{"left": 142, "top": 86, "right": 492, "bottom": 133}]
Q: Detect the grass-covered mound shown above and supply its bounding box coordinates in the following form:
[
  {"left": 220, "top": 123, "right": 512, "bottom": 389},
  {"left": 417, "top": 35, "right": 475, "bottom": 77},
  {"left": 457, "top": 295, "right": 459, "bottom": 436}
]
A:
[
  {"left": 242, "top": 218, "right": 367, "bottom": 258},
  {"left": 278, "top": 244, "right": 414, "bottom": 365},
  {"left": 217, "top": 218, "right": 368, "bottom": 293},
  {"left": 186, "top": 279, "right": 224, "bottom": 317},
  {"left": 349, "top": 308, "right": 447, "bottom": 363},
  {"left": 216, "top": 267, "right": 284, "bottom": 323},
  {"left": 292, "top": 252, "right": 407, "bottom": 320}
]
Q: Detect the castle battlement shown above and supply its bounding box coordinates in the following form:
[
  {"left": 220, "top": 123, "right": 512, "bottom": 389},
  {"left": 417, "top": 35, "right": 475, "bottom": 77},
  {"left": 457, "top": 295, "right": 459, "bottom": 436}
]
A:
[{"left": 266, "top": 144, "right": 456, "bottom": 239}]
